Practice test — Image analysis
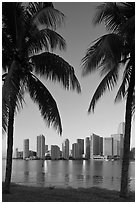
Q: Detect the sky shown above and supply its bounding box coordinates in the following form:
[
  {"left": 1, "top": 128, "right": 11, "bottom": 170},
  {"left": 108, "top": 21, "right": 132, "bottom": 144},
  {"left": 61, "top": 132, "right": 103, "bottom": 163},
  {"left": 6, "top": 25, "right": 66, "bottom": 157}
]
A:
[{"left": 2, "top": 2, "right": 135, "bottom": 156}]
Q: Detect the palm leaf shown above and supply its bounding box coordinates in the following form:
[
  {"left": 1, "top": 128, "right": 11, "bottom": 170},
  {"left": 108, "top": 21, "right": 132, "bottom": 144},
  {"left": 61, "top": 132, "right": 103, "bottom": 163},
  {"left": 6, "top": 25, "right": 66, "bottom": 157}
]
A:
[
  {"left": 27, "top": 2, "right": 64, "bottom": 30},
  {"left": 26, "top": 73, "right": 62, "bottom": 135},
  {"left": 82, "top": 33, "right": 123, "bottom": 76},
  {"left": 115, "top": 60, "right": 132, "bottom": 102},
  {"left": 93, "top": 3, "right": 125, "bottom": 33},
  {"left": 42, "top": 29, "right": 66, "bottom": 51},
  {"left": 88, "top": 65, "right": 119, "bottom": 113},
  {"left": 26, "top": 28, "right": 66, "bottom": 56},
  {"left": 31, "top": 52, "right": 81, "bottom": 93}
]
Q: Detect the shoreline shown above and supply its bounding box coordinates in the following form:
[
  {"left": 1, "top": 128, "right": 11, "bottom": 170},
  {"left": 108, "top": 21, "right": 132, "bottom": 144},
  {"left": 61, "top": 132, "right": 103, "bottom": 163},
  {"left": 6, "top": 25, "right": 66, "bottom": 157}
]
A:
[{"left": 2, "top": 182, "right": 135, "bottom": 202}]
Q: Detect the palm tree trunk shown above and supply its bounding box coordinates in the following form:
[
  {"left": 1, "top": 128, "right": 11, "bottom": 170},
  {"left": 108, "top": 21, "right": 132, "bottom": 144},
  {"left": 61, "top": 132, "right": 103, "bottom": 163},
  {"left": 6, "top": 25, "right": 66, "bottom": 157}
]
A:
[
  {"left": 120, "top": 66, "right": 135, "bottom": 197},
  {"left": 4, "top": 108, "right": 14, "bottom": 194}
]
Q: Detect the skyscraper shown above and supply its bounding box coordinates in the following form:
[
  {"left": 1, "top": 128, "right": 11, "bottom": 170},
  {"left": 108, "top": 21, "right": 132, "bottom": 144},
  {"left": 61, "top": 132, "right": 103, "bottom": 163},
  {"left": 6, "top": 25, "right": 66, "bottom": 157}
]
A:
[
  {"left": 103, "top": 137, "right": 113, "bottom": 156},
  {"left": 77, "top": 139, "right": 84, "bottom": 159},
  {"left": 85, "top": 137, "right": 90, "bottom": 159},
  {"left": 23, "top": 139, "right": 29, "bottom": 159},
  {"left": 37, "top": 135, "right": 45, "bottom": 159},
  {"left": 99, "top": 137, "right": 103, "bottom": 156},
  {"left": 72, "top": 143, "right": 79, "bottom": 159},
  {"left": 62, "top": 139, "right": 69, "bottom": 160},
  {"left": 51, "top": 145, "right": 60, "bottom": 160},
  {"left": 117, "top": 122, "right": 125, "bottom": 135},
  {"left": 111, "top": 134, "right": 124, "bottom": 158},
  {"left": 90, "top": 133, "right": 103, "bottom": 158},
  {"left": 15, "top": 148, "right": 18, "bottom": 159}
]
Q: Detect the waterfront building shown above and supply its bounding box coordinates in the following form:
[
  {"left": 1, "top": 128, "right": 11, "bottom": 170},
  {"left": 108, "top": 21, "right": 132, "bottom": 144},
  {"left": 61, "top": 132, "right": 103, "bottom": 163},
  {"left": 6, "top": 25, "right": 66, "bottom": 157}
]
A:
[
  {"left": 85, "top": 137, "right": 90, "bottom": 159},
  {"left": 103, "top": 137, "right": 113, "bottom": 156},
  {"left": 51, "top": 145, "right": 60, "bottom": 160},
  {"left": 62, "top": 139, "right": 69, "bottom": 160},
  {"left": 15, "top": 148, "right": 18, "bottom": 159},
  {"left": 99, "top": 137, "right": 103, "bottom": 155},
  {"left": 23, "top": 139, "right": 29, "bottom": 159},
  {"left": 15, "top": 148, "right": 23, "bottom": 159},
  {"left": 117, "top": 122, "right": 125, "bottom": 135},
  {"left": 17, "top": 151, "right": 23, "bottom": 159},
  {"left": 45, "top": 145, "right": 48, "bottom": 153},
  {"left": 72, "top": 143, "right": 79, "bottom": 159},
  {"left": 111, "top": 134, "right": 124, "bottom": 158},
  {"left": 90, "top": 133, "right": 103, "bottom": 158},
  {"left": 77, "top": 139, "right": 84, "bottom": 159},
  {"left": 37, "top": 135, "right": 45, "bottom": 159}
]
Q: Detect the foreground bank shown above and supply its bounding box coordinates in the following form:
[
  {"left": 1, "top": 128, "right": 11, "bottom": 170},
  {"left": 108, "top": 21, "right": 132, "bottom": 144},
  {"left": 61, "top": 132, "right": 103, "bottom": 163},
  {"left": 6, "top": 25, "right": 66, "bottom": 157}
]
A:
[{"left": 2, "top": 183, "right": 134, "bottom": 202}]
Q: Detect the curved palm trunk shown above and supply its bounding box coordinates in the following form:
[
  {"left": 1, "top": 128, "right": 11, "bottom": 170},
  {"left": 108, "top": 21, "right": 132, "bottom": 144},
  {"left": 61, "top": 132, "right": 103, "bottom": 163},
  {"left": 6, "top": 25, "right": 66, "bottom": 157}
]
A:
[
  {"left": 120, "top": 66, "right": 135, "bottom": 197},
  {"left": 4, "top": 108, "right": 14, "bottom": 194}
]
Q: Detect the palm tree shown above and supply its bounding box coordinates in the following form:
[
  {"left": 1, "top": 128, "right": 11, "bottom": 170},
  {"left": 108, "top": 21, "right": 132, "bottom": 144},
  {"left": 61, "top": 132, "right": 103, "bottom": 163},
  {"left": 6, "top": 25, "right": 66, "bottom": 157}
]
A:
[
  {"left": 82, "top": 2, "right": 135, "bottom": 197},
  {"left": 2, "top": 2, "right": 81, "bottom": 193}
]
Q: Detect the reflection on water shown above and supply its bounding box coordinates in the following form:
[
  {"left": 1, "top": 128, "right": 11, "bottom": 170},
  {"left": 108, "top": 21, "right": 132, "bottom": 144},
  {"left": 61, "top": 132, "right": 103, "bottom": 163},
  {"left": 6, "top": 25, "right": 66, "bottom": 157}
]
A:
[{"left": 2, "top": 159, "right": 135, "bottom": 191}]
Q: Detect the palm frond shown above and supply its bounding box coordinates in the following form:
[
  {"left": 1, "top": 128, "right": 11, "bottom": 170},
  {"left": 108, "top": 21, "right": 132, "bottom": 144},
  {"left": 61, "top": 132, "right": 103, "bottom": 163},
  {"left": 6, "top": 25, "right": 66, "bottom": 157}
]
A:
[
  {"left": 82, "top": 33, "right": 123, "bottom": 76},
  {"left": 27, "top": 2, "right": 65, "bottom": 30},
  {"left": 2, "top": 50, "right": 12, "bottom": 72},
  {"left": 26, "top": 73, "right": 62, "bottom": 135},
  {"left": 115, "top": 60, "right": 132, "bottom": 102},
  {"left": 26, "top": 28, "right": 66, "bottom": 56},
  {"left": 93, "top": 3, "right": 126, "bottom": 33},
  {"left": 42, "top": 29, "right": 66, "bottom": 51},
  {"left": 88, "top": 65, "right": 119, "bottom": 113},
  {"left": 31, "top": 52, "right": 81, "bottom": 93},
  {"left": 131, "top": 90, "right": 135, "bottom": 116}
]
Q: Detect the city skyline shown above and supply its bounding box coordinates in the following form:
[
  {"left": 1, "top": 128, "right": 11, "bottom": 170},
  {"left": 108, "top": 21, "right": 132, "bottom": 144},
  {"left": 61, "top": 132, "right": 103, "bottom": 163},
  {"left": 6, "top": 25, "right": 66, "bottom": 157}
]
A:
[
  {"left": 15, "top": 130, "right": 125, "bottom": 161},
  {"left": 2, "top": 2, "right": 135, "bottom": 157},
  {"left": 15, "top": 122, "right": 125, "bottom": 153}
]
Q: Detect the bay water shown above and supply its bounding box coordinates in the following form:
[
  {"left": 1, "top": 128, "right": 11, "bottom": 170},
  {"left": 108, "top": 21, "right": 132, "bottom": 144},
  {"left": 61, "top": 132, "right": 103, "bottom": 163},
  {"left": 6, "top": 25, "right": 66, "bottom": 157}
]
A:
[{"left": 2, "top": 159, "right": 135, "bottom": 191}]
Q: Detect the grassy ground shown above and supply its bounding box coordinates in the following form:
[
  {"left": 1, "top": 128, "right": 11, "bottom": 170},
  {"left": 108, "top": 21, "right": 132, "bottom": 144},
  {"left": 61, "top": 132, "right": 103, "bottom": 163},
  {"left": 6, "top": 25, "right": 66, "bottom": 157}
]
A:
[{"left": 2, "top": 183, "right": 135, "bottom": 202}]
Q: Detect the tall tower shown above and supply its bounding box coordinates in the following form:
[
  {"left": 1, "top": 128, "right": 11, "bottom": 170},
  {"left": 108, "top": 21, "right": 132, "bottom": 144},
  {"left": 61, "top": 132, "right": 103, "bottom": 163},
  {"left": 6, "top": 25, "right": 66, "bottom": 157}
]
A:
[
  {"left": 62, "top": 139, "right": 69, "bottom": 160},
  {"left": 90, "top": 133, "right": 103, "bottom": 158},
  {"left": 117, "top": 122, "right": 125, "bottom": 135},
  {"left": 23, "top": 139, "right": 29, "bottom": 159},
  {"left": 15, "top": 148, "right": 18, "bottom": 159},
  {"left": 77, "top": 139, "right": 84, "bottom": 159},
  {"left": 51, "top": 145, "right": 60, "bottom": 160},
  {"left": 37, "top": 135, "right": 45, "bottom": 159},
  {"left": 72, "top": 143, "right": 79, "bottom": 159},
  {"left": 85, "top": 137, "right": 90, "bottom": 159},
  {"left": 111, "top": 134, "right": 124, "bottom": 158},
  {"left": 103, "top": 137, "right": 113, "bottom": 156}
]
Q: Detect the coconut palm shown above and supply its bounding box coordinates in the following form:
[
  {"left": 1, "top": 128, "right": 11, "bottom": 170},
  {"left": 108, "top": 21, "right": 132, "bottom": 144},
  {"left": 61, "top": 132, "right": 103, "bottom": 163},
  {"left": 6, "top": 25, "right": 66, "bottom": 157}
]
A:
[
  {"left": 2, "top": 2, "right": 81, "bottom": 193},
  {"left": 82, "top": 2, "right": 135, "bottom": 197}
]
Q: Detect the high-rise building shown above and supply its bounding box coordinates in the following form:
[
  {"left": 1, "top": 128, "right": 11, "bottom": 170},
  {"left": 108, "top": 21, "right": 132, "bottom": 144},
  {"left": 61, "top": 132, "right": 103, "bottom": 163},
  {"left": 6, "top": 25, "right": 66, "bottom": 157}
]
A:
[
  {"left": 117, "top": 122, "right": 125, "bottom": 135},
  {"left": 23, "top": 139, "right": 29, "bottom": 159},
  {"left": 72, "top": 143, "right": 79, "bottom": 159},
  {"left": 37, "top": 135, "right": 45, "bottom": 159},
  {"left": 85, "top": 137, "right": 90, "bottom": 159},
  {"left": 77, "top": 139, "right": 84, "bottom": 158},
  {"left": 103, "top": 137, "right": 113, "bottom": 156},
  {"left": 51, "top": 145, "right": 60, "bottom": 160},
  {"left": 90, "top": 133, "right": 103, "bottom": 158},
  {"left": 15, "top": 148, "right": 18, "bottom": 159},
  {"left": 99, "top": 137, "right": 103, "bottom": 156},
  {"left": 62, "top": 139, "right": 69, "bottom": 160},
  {"left": 111, "top": 134, "right": 124, "bottom": 158}
]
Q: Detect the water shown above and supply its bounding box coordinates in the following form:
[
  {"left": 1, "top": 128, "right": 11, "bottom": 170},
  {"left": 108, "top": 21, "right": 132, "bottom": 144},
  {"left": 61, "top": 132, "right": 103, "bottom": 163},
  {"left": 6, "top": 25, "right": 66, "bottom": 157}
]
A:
[{"left": 2, "top": 159, "right": 135, "bottom": 191}]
